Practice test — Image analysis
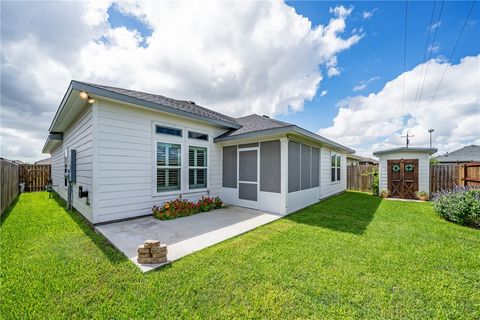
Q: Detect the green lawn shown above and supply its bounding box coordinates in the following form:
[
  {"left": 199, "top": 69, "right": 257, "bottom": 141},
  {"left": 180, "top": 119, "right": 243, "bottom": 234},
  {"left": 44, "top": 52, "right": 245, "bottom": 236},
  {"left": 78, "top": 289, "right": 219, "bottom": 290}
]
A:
[{"left": 1, "top": 192, "right": 479, "bottom": 319}]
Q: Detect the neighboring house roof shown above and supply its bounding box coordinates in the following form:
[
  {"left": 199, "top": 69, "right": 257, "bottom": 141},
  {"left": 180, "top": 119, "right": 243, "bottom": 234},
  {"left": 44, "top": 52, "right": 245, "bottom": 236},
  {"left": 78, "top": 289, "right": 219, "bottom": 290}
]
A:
[
  {"left": 373, "top": 147, "right": 438, "bottom": 157},
  {"left": 435, "top": 145, "right": 480, "bottom": 163},
  {"left": 35, "top": 157, "right": 51, "bottom": 165},
  {"left": 347, "top": 154, "right": 378, "bottom": 164},
  {"left": 214, "top": 114, "right": 355, "bottom": 153},
  {"left": 43, "top": 81, "right": 355, "bottom": 154}
]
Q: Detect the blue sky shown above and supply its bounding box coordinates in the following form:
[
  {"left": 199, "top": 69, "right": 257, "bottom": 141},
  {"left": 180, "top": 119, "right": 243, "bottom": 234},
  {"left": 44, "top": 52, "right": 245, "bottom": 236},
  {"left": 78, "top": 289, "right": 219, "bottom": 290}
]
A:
[
  {"left": 106, "top": 1, "right": 479, "bottom": 133},
  {"left": 279, "top": 1, "right": 479, "bottom": 132},
  {"left": 1, "top": 1, "right": 479, "bottom": 162}
]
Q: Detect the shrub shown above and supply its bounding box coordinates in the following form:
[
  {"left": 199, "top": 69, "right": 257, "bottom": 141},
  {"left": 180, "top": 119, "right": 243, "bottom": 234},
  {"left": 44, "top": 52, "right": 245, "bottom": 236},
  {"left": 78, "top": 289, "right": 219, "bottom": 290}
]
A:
[
  {"left": 415, "top": 191, "right": 429, "bottom": 201},
  {"left": 152, "top": 196, "right": 223, "bottom": 220},
  {"left": 372, "top": 172, "right": 379, "bottom": 196},
  {"left": 379, "top": 189, "right": 389, "bottom": 198},
  {"left": 432, "top": 186, "right": 480, "bottom": 229}
]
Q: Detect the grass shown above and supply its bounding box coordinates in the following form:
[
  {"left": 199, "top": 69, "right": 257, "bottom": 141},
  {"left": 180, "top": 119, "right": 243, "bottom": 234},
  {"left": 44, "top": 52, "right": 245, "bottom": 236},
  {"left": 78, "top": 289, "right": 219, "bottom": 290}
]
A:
[{"left": 1, "top": 191, "right": 479, "bottom": 319}]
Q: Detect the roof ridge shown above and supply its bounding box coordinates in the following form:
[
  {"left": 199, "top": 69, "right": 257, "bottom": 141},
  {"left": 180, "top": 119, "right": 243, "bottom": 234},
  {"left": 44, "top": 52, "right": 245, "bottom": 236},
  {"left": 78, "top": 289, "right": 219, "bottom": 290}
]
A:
[{"left": 72, "top": 80, "right": 239, "bottom": 126}]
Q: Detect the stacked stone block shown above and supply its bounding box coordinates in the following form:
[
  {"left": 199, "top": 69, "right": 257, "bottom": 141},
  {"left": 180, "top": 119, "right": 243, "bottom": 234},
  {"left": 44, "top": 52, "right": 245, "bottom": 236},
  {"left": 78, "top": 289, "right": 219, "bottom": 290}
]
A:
[{"left": 137, "top": 240, "right": 168, "bottom": 264}]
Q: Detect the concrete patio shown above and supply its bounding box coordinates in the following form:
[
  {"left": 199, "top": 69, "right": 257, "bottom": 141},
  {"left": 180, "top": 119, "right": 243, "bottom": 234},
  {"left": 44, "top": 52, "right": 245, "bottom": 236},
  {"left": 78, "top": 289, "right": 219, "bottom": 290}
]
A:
[{"left": 96, "top": 206, "right": 281, "bottom": 272}]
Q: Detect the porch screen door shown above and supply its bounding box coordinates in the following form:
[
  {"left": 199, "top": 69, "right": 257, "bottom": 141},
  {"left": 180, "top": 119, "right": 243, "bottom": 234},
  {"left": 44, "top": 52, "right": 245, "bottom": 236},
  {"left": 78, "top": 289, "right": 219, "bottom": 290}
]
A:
[{"left": 238, "top": 149, "right": 258, "bottom": 206}]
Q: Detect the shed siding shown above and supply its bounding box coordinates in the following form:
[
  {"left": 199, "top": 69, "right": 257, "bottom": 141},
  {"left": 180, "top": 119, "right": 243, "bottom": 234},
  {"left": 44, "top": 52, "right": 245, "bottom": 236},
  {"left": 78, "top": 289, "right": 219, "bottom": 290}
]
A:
[
  {"left": 51, "top": 107, "right": 94, "bottom": 222},
  {"left": 94, "top": 99, "right": 227, "bottom": 223},
  {"left": 378, "top": 151, "right": 430, "bottom": 194},
  {"left": 320, "top": 146, "right": 347, "bottom": 199}
]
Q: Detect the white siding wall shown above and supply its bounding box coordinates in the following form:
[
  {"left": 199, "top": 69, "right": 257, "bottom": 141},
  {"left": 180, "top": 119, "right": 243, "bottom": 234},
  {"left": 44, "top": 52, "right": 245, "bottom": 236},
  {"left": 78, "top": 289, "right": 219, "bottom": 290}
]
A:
[
  {"left": 51, "top": 107, "right": 94, "bottom": 222},
  {"left": 94, "top": 99, "right": 228, "bottom": 223},
  {"left": 320, "top": 146, "right": 347, "bottom": 199},
  {"left": 378, "top": 151, "right": 431, "bottom": 194}
]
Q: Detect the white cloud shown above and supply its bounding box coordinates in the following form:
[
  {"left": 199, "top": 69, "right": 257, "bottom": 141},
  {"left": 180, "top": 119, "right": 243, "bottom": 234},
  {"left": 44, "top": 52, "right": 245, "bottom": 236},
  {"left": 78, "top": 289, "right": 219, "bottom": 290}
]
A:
[
  {"left": 429, "top": 21, "right": 441, "bottom": 31},
  {"left": 352, "top": 83, "right": 367, "bottom": 92},
  {"left": 320, "top": 90, "right": 328, "bottom": 97},
  {"left": 362, "top": 8, "right": 377, "bottom": 20},
  {"left": 352, "top": 76, "right": 380, "bottom": 91},
  {"left": 427, "top": 43, "right": 440, "bottom": 53},
  {"left": 319, "top": 55, "right": 480, "bottom": 156},
  {"left": 1, "top": 1, "right": 361, "bottom": 162}
]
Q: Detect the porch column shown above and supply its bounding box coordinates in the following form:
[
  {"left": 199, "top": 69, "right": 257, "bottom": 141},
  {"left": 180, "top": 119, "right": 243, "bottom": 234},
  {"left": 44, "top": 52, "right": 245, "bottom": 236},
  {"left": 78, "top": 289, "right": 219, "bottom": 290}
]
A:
[{"left": 280, "top": 137, "right": 288, "bottom": 215}]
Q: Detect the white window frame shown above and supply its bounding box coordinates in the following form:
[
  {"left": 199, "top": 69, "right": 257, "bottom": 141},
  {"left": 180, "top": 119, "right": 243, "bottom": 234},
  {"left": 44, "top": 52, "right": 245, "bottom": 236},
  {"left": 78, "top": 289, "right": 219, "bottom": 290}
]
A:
[
  {"left": 151, "top": 121, "right": 211, "bottom": 196},
  {"left": 188, "top": 145, "right": 208, "bottom": 190},
  {"left": 155, "top": 142, "right": 182, "bottom": 193},
  {"left": 331, "top": 152, "right": 341, "bottom": 183}
]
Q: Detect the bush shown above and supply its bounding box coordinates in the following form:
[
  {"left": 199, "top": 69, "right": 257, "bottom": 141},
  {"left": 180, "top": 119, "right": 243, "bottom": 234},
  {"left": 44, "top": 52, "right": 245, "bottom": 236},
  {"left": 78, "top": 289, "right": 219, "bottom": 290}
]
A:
[
  {"left": 372, "top": 172, "right": 379, "bottom": 196},
  {"left": 152, "top": 196, "right": 223, "bottom": 220},
  {"left": 432, "top": 186, "right": 480, "bottom": 228}
]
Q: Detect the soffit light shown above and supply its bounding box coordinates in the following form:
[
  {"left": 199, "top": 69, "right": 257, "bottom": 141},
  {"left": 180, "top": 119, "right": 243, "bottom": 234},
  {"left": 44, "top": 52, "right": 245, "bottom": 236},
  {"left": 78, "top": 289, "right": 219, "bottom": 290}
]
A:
[{"left": 79, "top": 91, "right": 95, "bottom": 104}]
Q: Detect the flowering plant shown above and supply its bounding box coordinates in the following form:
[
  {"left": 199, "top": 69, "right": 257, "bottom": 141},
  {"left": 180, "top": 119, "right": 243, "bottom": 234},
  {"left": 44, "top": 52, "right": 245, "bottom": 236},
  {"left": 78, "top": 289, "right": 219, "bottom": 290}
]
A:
[
  {"left": 432, "top": 186, "right": 480, "bottom": 229},
  {"left": 152, "top": 196, "right": 223, "bottom": 220},
  {"left": 415, "top": 191, "right": 429, "bottom": 201}
]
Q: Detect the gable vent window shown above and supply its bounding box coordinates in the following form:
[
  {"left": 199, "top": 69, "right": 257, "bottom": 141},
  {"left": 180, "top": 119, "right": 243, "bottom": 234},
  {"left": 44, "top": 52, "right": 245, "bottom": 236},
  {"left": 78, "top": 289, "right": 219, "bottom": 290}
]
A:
[
  {"left": 157, "top": 142, "right": 181, "bottom": 192},
  {"left": 331, "top": 153, "right": 341, "bottom": 182},
  {"left": 188, "top": 131, "right": 209, "bottom": 141},
  {"left": 189, "top": 146, "right": 207, "bottom": 189},
  {"left": 156, "top": 125, "right": 182, "bottom": 137}
]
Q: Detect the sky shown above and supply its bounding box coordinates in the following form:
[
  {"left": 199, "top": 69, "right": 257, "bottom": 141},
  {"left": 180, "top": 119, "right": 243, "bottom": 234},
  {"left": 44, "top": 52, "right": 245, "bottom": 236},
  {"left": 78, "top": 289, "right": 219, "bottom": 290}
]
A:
[{"left": 1, "top": 0, "right": 479, "bottom": 163}]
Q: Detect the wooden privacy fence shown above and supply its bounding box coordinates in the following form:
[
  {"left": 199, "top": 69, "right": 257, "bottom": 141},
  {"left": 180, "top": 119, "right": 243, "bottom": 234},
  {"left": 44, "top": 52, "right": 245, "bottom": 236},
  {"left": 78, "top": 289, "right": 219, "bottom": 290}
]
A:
[
  {"left": 459, "top": 162, "right": 480, "bottom": 187},
  {"left": 347, "top": 164, "right": 378, "bottom": 193},
  {"left": 20, "top": 164, "right": 51, "bottom": 192},
  {"left": 430, "top": 164, "right": 460, "bottom": 193},
  {"left": 1, "top": 159, "right": 20, "bottom": 214}
]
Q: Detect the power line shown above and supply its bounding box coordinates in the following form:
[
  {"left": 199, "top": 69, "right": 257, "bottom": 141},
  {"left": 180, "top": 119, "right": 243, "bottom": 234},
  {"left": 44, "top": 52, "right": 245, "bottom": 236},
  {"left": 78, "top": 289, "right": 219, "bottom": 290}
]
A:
[
  {"left": 413, "top": 0, "right": 437, "bottom": 103},
  {"left": 416, "top": 0, "right": 445, "bottom": 106},
  {"left": 429, "top": 1, "right": 476, "bottom": 108},
  {"left": 402, "top": 0, "right": 408, "bottom": 119}
]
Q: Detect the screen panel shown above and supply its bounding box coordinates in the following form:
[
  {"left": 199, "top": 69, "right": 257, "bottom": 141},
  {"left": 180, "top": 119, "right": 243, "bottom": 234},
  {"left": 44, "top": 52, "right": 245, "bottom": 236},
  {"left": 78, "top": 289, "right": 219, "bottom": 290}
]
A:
[{"left": 260, "top": 140, "right": 281, "bottom": 193}]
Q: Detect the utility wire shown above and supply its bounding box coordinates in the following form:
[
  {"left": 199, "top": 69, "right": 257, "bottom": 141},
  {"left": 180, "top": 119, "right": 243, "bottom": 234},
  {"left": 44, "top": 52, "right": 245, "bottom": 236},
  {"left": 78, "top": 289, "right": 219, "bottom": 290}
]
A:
[
  {"left": 402, "top": 0, "right": 408, "bottom": 119},
  {"left": 416, "top": 0, "right": 445, "bottom": 106},
  {"left": 429, "top": 1, "right": 476, "bottom": 107},
  {"left": 413, "top": 0, "right": 437, "bottom": 103}
]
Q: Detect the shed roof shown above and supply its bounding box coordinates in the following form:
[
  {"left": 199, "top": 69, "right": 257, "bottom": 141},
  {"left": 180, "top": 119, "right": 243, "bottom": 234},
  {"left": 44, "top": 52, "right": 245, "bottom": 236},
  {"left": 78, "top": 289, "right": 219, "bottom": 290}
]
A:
[
  {"left": 435, "top": 145, "right": 480, "bottom": 163},
  {"left": 373, "top": 147, "right": 437, "bottom": 157}
]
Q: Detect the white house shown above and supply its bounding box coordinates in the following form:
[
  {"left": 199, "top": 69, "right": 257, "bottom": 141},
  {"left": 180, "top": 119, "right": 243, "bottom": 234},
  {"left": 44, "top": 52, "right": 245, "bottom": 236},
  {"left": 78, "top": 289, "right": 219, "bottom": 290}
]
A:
[
  {"left": 43, "top": 81, "right": 354, "bottom": 224},
  {"left": 373, "top": 147, "right": 437, "bottom": 199}
]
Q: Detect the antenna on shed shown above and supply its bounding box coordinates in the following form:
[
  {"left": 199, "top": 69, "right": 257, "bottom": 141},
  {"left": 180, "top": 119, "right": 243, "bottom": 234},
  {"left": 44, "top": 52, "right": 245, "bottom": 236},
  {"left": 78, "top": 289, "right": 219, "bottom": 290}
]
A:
[{"left": 401, "top": 132, "right": 414, "bottom": 148}]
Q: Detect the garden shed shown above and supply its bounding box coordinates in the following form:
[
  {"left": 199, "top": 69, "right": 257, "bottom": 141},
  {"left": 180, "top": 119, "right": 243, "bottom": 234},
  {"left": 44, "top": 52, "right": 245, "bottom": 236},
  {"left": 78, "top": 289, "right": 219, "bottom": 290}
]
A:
[{"left": 373, "top": 147, "right": 437, "bottom": 199}]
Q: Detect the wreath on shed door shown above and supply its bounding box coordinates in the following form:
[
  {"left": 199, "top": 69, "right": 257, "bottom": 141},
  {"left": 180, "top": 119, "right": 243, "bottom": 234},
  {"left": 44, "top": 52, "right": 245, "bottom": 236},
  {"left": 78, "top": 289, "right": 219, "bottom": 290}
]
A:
[
  {"left": 405, "top": 164, "right": 414, "bottom": 172},
  {"left": 392, "top": 164, "right": 400, "bottom": 172}
]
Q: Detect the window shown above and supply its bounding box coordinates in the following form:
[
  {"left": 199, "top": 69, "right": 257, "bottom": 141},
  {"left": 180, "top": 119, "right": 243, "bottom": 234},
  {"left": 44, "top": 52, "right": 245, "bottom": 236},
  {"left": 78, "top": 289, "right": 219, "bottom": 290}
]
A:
[
  {"left": 188, "top": 131, "right": 208, "bottom": 141},
  {"left": 156, "top": 125, "right": 182, "bottom": 137},
  {"left": 331, "top": 153, "right": 341, "bottom": 182},
  {"left": 156, "top": 143, "right": 181, "bottom": 192},
  {"left": 189, "top": 146, "right": 207, "bottom": 189}
]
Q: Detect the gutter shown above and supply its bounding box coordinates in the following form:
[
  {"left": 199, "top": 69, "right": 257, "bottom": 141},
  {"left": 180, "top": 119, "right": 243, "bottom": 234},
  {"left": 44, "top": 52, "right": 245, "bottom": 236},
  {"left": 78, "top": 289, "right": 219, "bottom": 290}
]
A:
[{"left": 214, "top": 125, "right": 355, "bottom": 154}]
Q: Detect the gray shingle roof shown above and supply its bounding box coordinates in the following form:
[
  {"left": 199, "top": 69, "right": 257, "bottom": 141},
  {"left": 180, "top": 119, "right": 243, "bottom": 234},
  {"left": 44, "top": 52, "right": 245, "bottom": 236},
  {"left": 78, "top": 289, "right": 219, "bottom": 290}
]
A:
[
  {"left": 74, "top": 81, "right": 240, "bottom": 128},
  {"left": 435, "top": 145, "right": 480, "bottom": 163},
  {"left": 224, "top": 114, "right": 293, "bottom": 137}
]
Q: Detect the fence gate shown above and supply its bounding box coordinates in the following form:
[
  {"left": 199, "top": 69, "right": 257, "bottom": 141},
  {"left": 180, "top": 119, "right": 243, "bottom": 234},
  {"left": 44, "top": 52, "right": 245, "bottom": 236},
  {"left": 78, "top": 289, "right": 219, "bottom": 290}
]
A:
[
  {"left": 19, "top": 164, "right": 51, "bottom": 192},
  {"left": 347, "top": 164, "right": 378, "bottom": 193}
]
